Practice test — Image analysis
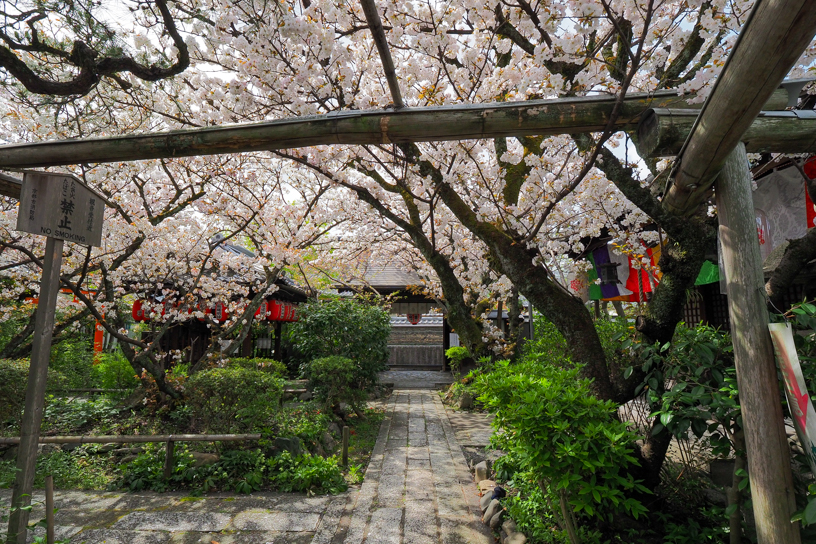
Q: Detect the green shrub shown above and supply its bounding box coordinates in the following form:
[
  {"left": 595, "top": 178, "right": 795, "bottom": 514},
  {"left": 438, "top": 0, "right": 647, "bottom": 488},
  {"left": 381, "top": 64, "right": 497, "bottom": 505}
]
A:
[
  {"left": 117, "top": 445, "right": 268, "bottom": 494},
  {"left": 92, "top": 351, "right": 139, "bottom": 390},
  {"left": 115, "top": 445, "right": 346, "bottom": 495},
  {"left": 42, "top": 396, "right": 119, "bottom": 435},
  {"left": 267, "top": 450, "right": 347, "bottom": 494},
  {"left": 445, "top": 346, "right": 469, "bottom": 378},
  {"left": 0, "top": 359, "right": 28, "bottom": 427},
  {"left": 226, "top": 357, "right": 287, "bottom": 378},
  {"left": 475, "top": 356, "right": 648, "bottom": 535},
  {"left": 288, "top": 298, "right": 390, "bottom": 390},
  {"left": 49, "top": 337, "right": 94, "bottom": 390},
  {"left": 185, "top": 367, "right": 284, "bottom": 433},
  {"left": 305, "top": 356, "right": 368, "bottom": 413},
  {"left": 271, "top": 403, "right": 333, "bottom": 450}
]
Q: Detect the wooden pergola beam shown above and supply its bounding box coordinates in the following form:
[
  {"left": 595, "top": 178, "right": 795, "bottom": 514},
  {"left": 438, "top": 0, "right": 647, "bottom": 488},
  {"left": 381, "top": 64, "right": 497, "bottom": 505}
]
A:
[
  {"left": 663, "top": 0, "right": 816, "bottom": 216},
  {"left": 638, "top": 108, "right": 816, "bottom": 158},
  {"left": 0, "top": 173, "right": 21, "bottom": 199},
  {"left": 360, "top": 0, "right": 404, "bottom": 109},
  {"left": 0, "top": 89, "right": 790, "bottom": 169}
]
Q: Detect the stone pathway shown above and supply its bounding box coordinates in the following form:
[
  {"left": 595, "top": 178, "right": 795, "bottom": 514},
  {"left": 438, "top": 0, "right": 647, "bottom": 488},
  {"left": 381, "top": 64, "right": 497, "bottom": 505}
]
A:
[
  {"left": 1, "top": 387, "right": 489, "bottom": 544},
  {"left": 342, "top": 390, "right": 490, "bottom": 544},
  {"left": 378, "top": 371, "right": 453, "bottom": 390}
]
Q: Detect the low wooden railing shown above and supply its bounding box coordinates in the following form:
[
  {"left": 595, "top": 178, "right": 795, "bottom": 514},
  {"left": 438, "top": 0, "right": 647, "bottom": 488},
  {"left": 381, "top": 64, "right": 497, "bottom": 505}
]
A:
[{"left": 0, "top": 434, "right": 262, "bottom": 478}]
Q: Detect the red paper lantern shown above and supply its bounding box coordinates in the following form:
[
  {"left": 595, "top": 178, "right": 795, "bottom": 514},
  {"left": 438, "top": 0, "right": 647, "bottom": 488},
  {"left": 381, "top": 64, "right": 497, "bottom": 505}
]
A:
[
  {"left": 132, "top": 300, "right": 147, "bottom": 322},
  {"left": 212, "top": 301, "right": 229, "bottom": 322},
  {"left": 407, "top": 313, "right": 421, "bottom": 325},
  {"left": 267, "top": 300, "right": 283, "bottom": 321}
]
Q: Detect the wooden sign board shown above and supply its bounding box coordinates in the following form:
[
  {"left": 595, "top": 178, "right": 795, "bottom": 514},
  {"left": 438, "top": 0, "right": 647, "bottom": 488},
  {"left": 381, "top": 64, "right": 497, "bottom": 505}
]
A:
[
  {"left": 769, "top": 322, "right": 816, "bottom": 475},
  {"left": 16, "top": 172, "right": 104, "bottom": 247}
]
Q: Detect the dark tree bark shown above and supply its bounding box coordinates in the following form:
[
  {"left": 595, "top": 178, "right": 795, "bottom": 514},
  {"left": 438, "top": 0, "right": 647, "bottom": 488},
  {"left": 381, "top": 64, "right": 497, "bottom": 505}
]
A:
[{"left": 765, "top": 228, "right": 816, "bottom": 308}]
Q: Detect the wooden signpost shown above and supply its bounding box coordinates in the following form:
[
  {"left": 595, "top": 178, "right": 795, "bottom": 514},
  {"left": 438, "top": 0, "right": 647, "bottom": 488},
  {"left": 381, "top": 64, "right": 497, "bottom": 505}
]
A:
[{"left": 6, "top": 172, "right": 104, "bottom": 544}]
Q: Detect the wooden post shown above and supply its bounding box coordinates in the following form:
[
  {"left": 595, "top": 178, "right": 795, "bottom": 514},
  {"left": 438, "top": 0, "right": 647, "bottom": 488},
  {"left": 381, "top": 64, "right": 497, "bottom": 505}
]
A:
[
  {"left": 6, "top": 237, "right": 64, "bottom": 544},
  {"left": 442, "top": 317, "right": 450, "bottom": 371},
  {"left": 715, "top": 142, "right": 800, "bottom": 544},
  {"left": 163, "top": 440, "right": 175, "bottom": 480},
  {"left": 342, "top": 426, "right": 349, "bottom": 467},
  {"left": 45, "top": 475, "right": 54, "bottom": 544},
  {"left": 274, "top": 321, "right": 283, "bottom": 361}
]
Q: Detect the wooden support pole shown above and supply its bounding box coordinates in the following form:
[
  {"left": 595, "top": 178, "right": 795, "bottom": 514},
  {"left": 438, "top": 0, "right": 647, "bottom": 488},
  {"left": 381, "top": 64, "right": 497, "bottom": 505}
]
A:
[
  {"left": 163, "top": 440, "right": 175, "bottom": 480},
  {"left": 664, "top": 0, "right": 816, "bottom": 216},
  {"left": 442, "top": 317, "right": 451, "bottom": 371},
  {"left": 45, "top": 475, "right": 54, "bottom": 544},
  {"left": 360, "top": 0, "right": 404, "bottom": 109},
  {"left": 716, "top": 142, "right": 800, "bottom": 544},
  {"left": 638, "top": 109, "right": 816, "bottom": 158},
  {"left": 342, "top": 426, "right": 349, "bottom": 467},
  {"left": 0, "top": 90, "right": 791, "bottom": 170},
  {"left": 6, "top": 237, "right": 64, "bottom": 544}
]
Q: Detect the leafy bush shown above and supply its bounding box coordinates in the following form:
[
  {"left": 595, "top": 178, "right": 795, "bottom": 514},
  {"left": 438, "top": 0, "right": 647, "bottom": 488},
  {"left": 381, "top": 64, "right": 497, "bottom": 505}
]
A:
[
  {"left": 185, "top": 367, "right": 284, "bottom": 433},
  {"left": 226, "top": 357, "right": 287, "bottom": 378},
  {"left": 91, "top": 351, "right": 139, "bottom": 390},
  {"left": 305, "top": 356, "right": 367, "bottom": 413},
  {"left": 49, "top": 337, "right": 94, "bottom": 390},
  {"left": 289, "top": 297, "right": 390, "bottom": 389},
  {"left": 0, "top": 448, "right": 113, "bottom": 490},
  {"left": 499, "top": 468, "right": 603, "bottom": 544},
  {"left": 624, "top": 324, "right": 740, "bottom": 457},
  {"left": 267, "top": 450, "right": 347, "bottom": 494},
  {"left": 42, "top": 397, "right": 119, "bottom": 434},
  {"left": 475, "top": 356, "right": 648, "bottom": 537},
  {"left": 117, "top": 445, "right": 268, "bottom": 494},
  {"left": 271, "top": 403, "right": 333, "bottom": 450},
  {"left": 0, "top": 359, "right": 28, "bottom": 428},
  {"left": 116, "top": 445, "right": 346, "bottom": 495},
  {"left": 445, "top": 346, "right": 469, "bottom": 378}
]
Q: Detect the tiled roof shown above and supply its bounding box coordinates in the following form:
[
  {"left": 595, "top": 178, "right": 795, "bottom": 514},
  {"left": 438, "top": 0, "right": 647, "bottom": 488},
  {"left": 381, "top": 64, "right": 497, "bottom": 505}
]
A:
[{"left": 358, "top": 265, "right": 423, "bottom": 289}]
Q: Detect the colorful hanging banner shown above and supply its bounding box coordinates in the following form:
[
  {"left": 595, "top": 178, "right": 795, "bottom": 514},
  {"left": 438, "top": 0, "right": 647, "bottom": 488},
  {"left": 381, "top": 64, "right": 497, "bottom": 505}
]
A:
[{"left": 769, "top": 322, "right": 816, "bottom": 475}]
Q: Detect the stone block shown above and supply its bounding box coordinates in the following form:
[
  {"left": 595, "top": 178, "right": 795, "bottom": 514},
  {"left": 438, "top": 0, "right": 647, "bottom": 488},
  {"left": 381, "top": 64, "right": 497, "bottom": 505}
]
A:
[
  {"left": 232, "top": 511, "right": 321, "bottom": 532},
  {"left": 273, "top": 436, "right": 302, "bottom": 457},
  {"left": 482, "top": 499, "right": 501, "bottom": 524},
  {"left": 113, "top": 512, "right": 231, "bottom": 532},
  {"left": 478, "top": 480, "right": 496, "bottom": 493},
  {"left": 191, "top": 452, "right": 219, "bottom": 467},
  {"left": 458, "top": 392, "right": 474, "bottom": 410},
  {"left": 480, "top": 493, "right": 492, "bottom": 513},
  {"left": 502, "top": 518, "right": 517, "bottom": 535},
  {"left": 474, "top": 461, "right": 489, "bottom": 482},
  {"left": 505, "top": 533, "right": 527, "bottom": 544},
  {"left": 488, "top": 509, "right": 503, "bottom": 530}
]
